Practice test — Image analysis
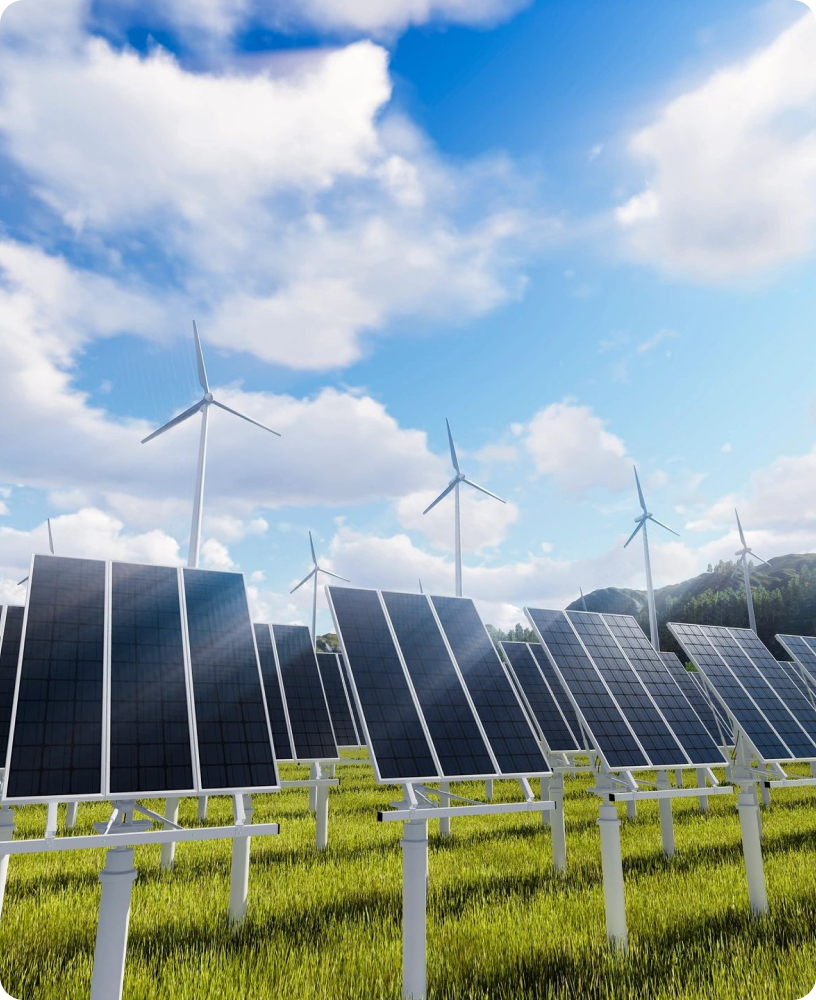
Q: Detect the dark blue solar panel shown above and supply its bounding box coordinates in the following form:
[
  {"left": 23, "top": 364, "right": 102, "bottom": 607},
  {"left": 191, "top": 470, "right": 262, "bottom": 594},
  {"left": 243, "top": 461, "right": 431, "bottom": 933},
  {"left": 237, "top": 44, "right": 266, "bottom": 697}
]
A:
[
  {"left": 501, "top": 642, "right": 580, "bottom": 752},
  {"left": 254, "top": 624, "right": 294, "bottom": 760},
  {"left": 689, "top": 670, "right": 733, "bottom": 735},
  {"left": 0, "top": 607, "right": 24, "bottom": 753},
  {"left": 383, "top": 592, "right": 495, "bottom": 778},
  {"left": 272, "top": 625, "right": 338, "bottom": 762},
  {"left": 525, "top": 608, "right": 647, "bottom": 769},
  {"left": 527, "top": 643, "right": 584, "bottom": 745},
  {"left": 603, "top": 615, "right": 723, "bottom": 766},
  {"left": 338, "top": 653, "right": 363, "bottom": 738},
  {"left": 669, "top": 623, "right": 791, "bottom": 760},
  {"left": 109, "top": 563, "right": 195, "bottom": 796},
  {"left": 778, "top": 635, "right": 816, "bottom": 688},
  {"left": 328, "top": 587, "right": 437, "bottom": 781},
  {"left": 317, "top": 653, "right": 359, "bottom": 747},
  {"left": 661, "top": 652, "right": 729, "bottom": 745},
  {"left": 183, "top": 569, "right": 278, "bottom": 792},
  {"left": 431, "top": 596, "right": 547, "bottom": 775},
  {"left": 567, "top": 612, "right": 684, "bottom": 767},
  {"left": 6, "top": 556, "right": 105, "bottom": 800}
]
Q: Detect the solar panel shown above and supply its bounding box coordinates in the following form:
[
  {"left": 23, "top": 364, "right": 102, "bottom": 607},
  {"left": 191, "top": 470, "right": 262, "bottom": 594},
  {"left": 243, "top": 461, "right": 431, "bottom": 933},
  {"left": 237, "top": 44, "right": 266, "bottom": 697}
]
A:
[
  {"left": 525, "top": 607, "right": 648, "bottom": 770},
  {"left": 338, "top": 653, "right": 363, "bottom": 737},
  {"left": 109, "top": 563, "right": 196, "bottom": 797},
  {"left": 5, "top": 556, "right": 105, "bottom": 800},
  {"left": 270, "top": 625, "right": 339, "bottom": 763},
  {"left": 0, "top": 606, "right": 24, "bottom": 755},
  {"left": 430, "top": 596, "right": 547, "bottom": 775},
  {"left": 660, "top": 652, "right": 729, "bottom": 745},
  {"left": 527, "top": 643, "right": 584, "bottom": 744},
  {"left": 777, "top": 635, "right": 816, "bottom": 696},
  {"left": 774, "top": 657, "right": 815, "bottom": 705},
  {"left": 253, "top": 624, "right": 294, "bottom": 760},
  {"left": 602, "top": 615, "right": 723, "bottom": 766},
  {"left": 689, "top": 669, "right": 732, "bottom": 735},
  {"left": 668, "top": 623, "right": 811, "bottom": 762},
  {"left": 317, "top": 652, "right": 360, "bottom": 747},
  {"left": 383, "top": 591, "right": 496, "bottom": 778},
  {"left": 500, "top": 642, "right": 581, "bottom": 752}
]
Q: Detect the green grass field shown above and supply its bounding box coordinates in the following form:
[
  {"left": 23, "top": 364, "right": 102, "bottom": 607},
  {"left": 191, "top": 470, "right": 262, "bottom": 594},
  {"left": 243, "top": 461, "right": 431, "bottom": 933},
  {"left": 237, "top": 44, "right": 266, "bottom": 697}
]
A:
[{"left": 1, "top": 753, "right": 815, "bottom": 999}]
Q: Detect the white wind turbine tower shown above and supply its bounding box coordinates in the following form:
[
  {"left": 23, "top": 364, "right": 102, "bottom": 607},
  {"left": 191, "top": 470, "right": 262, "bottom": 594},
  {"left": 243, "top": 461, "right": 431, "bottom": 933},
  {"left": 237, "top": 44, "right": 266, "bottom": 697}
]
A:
[
  {"left": 423, "top": 419, "right": 506, "bottom": 597},
  {"left": 142, "top": 321, "right": 280, "bottom": 568},
  {"left": 734, "top": 508, "right": 770, "bottom": 633},
  {"left": 17, "top": 518, "right": 54, "bottom": 586},
  {"left": 623, "top": 466, "right": 678, "bottom": 651},
  {"left": 290, "top": 531, "right": 350, "bottom": 647}
]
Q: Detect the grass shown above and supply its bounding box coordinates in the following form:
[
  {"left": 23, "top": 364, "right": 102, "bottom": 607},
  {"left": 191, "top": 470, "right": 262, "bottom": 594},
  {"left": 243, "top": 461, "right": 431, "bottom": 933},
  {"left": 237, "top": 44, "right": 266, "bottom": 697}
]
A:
[{"left": 1, "top": 752, "right": 816, "bottom": 999}]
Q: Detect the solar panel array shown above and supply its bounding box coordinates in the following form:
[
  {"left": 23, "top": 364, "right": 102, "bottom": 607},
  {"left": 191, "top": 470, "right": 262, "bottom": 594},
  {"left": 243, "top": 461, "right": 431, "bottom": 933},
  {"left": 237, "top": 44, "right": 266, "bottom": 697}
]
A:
[
  {"left": 777, "top": 634, "right": 816, "bottom": 696},
  {"left": 500, "top": 642, "right": 581, "bottom": 752},
  {"left": 252, "top": 624, "right": 339, "bottom": 763},
  {"left": 525, "top": 609, "right": 724, "bottom": 770},
  {"left": 0, "top": 606, "right": 24, "bottom": 756},
  {"left": 327, "top": 587, "right": 548, "bottom": 784},
  {"left": 660, "top": 652, "right": 729, "bottom": 746},
  {"left": 669, "top": 623, "right": 816, "bottom": 763},
  {"left": 2, "top": 555, "right": 280, "bottom": 804},
  {"left": 316, "top": 652, "right": 361, "bottom": 748}
]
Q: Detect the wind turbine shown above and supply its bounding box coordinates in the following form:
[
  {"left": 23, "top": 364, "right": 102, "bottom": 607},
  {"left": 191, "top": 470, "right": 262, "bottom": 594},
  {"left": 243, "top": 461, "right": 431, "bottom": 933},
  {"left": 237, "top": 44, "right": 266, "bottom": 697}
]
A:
[
  {"left": 141, "top": 321, "right": 280, "bottom": 568},
  {"left": 18, "top": 518, "right": 54, "bottom": 586},
  {"left": 623, "top": 466, "right": 678, "bottom": 650},
  {"left": 579, "top": 586, "right": 588, "bottom": 612},
  {"left": 734, "top": 508, "right": 770, "bottom": 633},
  {"left": 290, "top": 531, "right": 349, "bottom": 646},
  {"left": 423, "top": 419, "right": 506, "bottom": 597}
]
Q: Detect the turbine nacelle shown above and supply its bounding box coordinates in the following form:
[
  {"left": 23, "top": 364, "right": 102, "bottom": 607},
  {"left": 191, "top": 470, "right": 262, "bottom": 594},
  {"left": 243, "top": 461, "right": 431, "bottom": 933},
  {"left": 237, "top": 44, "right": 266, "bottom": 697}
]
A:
[{"left": 423, "top": 419, "right": 506, "bottom": 516}]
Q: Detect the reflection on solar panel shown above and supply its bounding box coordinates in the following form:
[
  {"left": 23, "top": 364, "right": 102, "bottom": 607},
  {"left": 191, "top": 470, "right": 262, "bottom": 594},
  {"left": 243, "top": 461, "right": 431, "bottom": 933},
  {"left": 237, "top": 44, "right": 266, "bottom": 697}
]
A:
[
  {"left": 0, "top": 606, "right": 24, "bottom": 754},
  {"left": 500, "top": 642, "right": 581, "bottom": 751},
  {"left": 253, "top": 624, "right": 293, "bottom": 760},
  {"left": 660, "top": 651, "right": 729, "bottom": 745},
  {"left": 669, "top": 622, "right": 816, "bottom": 762},
  {"left": 270, "top": 625, "right": 339, "bottom": 762},
  {"left": 526, "top": 607, "right": 647, "bottom": 770},
  {"left": 327, "top": 587, "right": 549, "bottom": 782},
  {"left": 109, "top": 563, "right": 195, "bottom": 796},
  {"left": 317, "top": 652, "right": 359, "bottom": 748}
]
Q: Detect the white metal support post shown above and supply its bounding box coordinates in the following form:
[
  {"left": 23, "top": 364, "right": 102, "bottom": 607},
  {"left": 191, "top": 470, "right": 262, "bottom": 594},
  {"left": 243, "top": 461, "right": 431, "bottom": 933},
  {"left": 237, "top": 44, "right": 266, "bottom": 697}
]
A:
[
  {"left": 401, "top": 819, "right": 429, "bottom": 1000},
  {"left": 696, "top": 768, "right": 709, "bottom": 813},
  {"left": 656, "top": 771, "right": 675, "bottom": 857},
  {"left": 549, "top": 771, "right": 567, "bottom": 873},
  {"left": 596, "top": 782, "right": 628, "bottom": 952},
  {"left": 0, "top": 805, "right": 15, "bottom": 923},
  {"left": 735, "top": 776, "right": 768, "bottom": 915},
  {"left": 160, "top": 798, "right": 180, "bottom": 870},
  {"left": 438, "top": 782, "right": 451, "bottom": 838},
  {"left": 89, "top": 847, "right": 138, "bottom": 1000},
  {"left": 308, "top": 762, "right": 318, "bottom": 813},
  {"left": 540, "top": 775, "right": 551, "bottom": 827},
  {"left": 315, "top": 764, "right": 330, "bottom": 850},
  {"left": 228, "top": 795, "right": 253, "bottom": 926},
  {"left": 65, "top": 801, "right": 79, "bottom": 830}
]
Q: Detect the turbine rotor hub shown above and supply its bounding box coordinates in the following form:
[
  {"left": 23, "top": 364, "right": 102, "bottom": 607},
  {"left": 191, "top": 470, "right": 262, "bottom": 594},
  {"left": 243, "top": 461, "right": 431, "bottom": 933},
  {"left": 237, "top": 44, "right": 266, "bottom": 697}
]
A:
[{"left": 204, "top": 392, "right": 214, "bottom": 403}]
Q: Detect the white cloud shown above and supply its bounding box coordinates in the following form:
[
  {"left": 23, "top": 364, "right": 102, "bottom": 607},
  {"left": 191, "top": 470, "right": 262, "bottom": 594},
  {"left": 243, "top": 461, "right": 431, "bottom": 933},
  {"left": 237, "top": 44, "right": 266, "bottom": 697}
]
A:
[
  {"left": 721, "top": 442, "right": 733, "bottom": 454},
  {"left": 520, "top": 399, "right": 631, "bottom": 494},
  {"left": 637, "top": 329, "right": 678, "bottom": 354},
  {"left": 200, "top": 538, "right": 236, "bottom": 571},
  {"left": 396, "top": 487, "right": 518, "bottom": 552},
  {"left": 617, "top": 14, "right": 816, "bottom": 280}
]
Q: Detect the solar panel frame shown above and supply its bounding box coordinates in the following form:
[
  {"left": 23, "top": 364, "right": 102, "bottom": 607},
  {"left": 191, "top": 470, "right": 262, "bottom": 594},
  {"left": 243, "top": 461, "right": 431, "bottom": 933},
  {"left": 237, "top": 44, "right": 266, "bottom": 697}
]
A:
[
  {"left": 500, "top": 641, "right": 582, "bottom": 753},
  {"left": 0, "top": 606, "right": 25, "bottom": 757},
  {"left": 316, "top": 652, "right": 361, "bottom": 748},
  {"left": 337, "top": 652, "right": 364, "bottom": 739},
  {"left": 253, "top": 623, "right": 295, "bottom": 761}
]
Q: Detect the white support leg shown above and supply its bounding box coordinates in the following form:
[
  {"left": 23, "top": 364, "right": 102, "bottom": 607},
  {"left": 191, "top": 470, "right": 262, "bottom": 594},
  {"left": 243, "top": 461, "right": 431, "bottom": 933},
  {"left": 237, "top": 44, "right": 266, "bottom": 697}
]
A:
[
  {"left": 811, "top": 761, "right": 816, "bottom": 800},
  {"left": 736, "top": 782, "right": 768, "bottom": 915},
  {"left": 696, "top": 768, "right": 709, "bottom": 813},
  {"left": 550, "top": 773, "right": 567, "bottom": 873},
  {"left": 228, "top": 795, "right": 253, "bottom": 928},
  {"left": 65, "top": 801, "right": 79, "bottom": 830},
  {"left": 485, "top": 779, "right": 494, "bottom": 802},
  {"left": 45, "top": 802, "right": 58, "bottom": 839},
  {"left": 656, "top": 771, "right": 675, "bottom": 858},
  {"left": 89, "top": 848, "right": 138, "bottom": 1000},
  {"left": 315, "top": 767, "right": 329, "bottom": 851},
  {"left": 597, "top": 801, "right": 628, "bottom": 952},
  {"left": 438, "top": 782, "right": 451, "bottom": 839},
  {"left": 160, "top": 798, "right": 180, "bottom": 871},
  {"left": 401, "top": 819, "right": 428, "bottom": 1000},
  {"left": 197, "top": 796, "right": 208, "bottom": 822},
  {"left": 760, "top": 781, "right": 771, "bottom": 808},
  {"left": 754, "top": 784, "right": 763, "bottom": 840},
  {"left": 675, "top": 769, "right": 683, "bottom": 789},
  {"left": 626, "top": 798, "right": 637, "bottom": 821},
  {"left": 0, "top": 805, "right": 16, "bottom": 923},
  {"left": 540, "top": 776, "right": 551, "bottom": 827},
  {"left": 308, "top": 763, "right": 318, "bottom": 814}
]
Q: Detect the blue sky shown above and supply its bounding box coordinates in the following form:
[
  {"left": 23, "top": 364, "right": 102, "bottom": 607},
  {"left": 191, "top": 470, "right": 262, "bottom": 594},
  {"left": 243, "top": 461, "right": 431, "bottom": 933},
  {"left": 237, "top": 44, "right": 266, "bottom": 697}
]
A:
[{"left": 0, "top": 0, "right": 815, "bottom": 631}]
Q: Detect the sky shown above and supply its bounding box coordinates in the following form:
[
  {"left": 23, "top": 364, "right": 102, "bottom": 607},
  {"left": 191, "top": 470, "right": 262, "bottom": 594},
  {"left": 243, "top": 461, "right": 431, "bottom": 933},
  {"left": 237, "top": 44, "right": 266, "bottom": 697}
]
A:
[{"left": 0, "top": 0, "right": 815, "bottom": 632}]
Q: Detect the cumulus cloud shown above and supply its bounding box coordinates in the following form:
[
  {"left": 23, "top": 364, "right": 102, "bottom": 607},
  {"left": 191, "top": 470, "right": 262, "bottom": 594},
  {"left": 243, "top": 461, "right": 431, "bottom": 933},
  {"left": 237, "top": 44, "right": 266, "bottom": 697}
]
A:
[
  {"left": 396, "top": 487, "right": 518, "bottom": 552},
  {"left": 616, "top": 13, "right": 816, "bottom": 280}
]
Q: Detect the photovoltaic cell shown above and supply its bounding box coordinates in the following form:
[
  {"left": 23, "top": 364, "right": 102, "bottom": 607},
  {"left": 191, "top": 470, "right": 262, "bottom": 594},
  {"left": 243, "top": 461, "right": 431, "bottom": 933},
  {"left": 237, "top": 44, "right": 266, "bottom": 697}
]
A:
[
  {"left": 669, "top": 623, "right": 794, "bottom": 761},
  {"left": 338, "top": 654, "right": 363, "bottom": 737},
  {"left": 271, "top": 625, "right": 338, "bottom": 762},
  {"left": 253, "top": 624, "right": 293, "bottom": 760},
  {"left": 567, "top": 611, "right": 686, "bottom": 767},
  {"left": 776, "top": 635, "right": 816, "bottom": 696},
  {"left": 383, "top": 591, "right": 495, "bottom": 778},
  {"left": 327, "top": 587, "right": 437, "bottom": 781},
  {"left": 528, "top": 643, "right": 584, "bottom": 744},
  {"left": 109, "top": 563, "right": 195, "bottom": 796},
  {"left": 6, "top": 556, "right": 105, "bottom": 800},
  {"left": 602, "top": 615, "right": 723, "bottom": 766},
  {"left": 689, "top": 670, "right": 732, "bottom": 735},
  {"left": 0, "top": 607, "right": 24, "bottom": 753},
  {"left": 431, "top": 596, "right": 547, "bottom": 775},
  {"left": 183, "top": 568, "right": 279, "bottom": 792},
  {"left": 661, "top": 652, "right": 729, "bottom": 745},
  {"left": 316, "top": 652, "right": 359, "bottom": 747},
  {"left": 500, "top": 642, "right": 580, "bottom": 752}
]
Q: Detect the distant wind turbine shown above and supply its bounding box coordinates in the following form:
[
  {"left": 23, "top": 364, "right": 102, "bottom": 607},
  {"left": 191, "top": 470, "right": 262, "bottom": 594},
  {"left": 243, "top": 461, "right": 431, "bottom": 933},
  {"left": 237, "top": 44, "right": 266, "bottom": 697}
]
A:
[
  {"left": 734, "top": 508, "right": 770, "bottom": 633},
  {"left": 18, "top": 518, "right": 54, "bottom": 586},
  {"left": 423, "top": 419, "right": 505, "bottom": 597},
  {"left": 141, "top": 321, "right": 280, "bottom": 569},
  {"left": 291, "top": 531, "right": 350, "bottom": 645},
  {"left": 579, "top": 586, "right": 588, "bottom": 612},
  {"left": 623, "top": 466, "right": 679, "bottom": 650}
]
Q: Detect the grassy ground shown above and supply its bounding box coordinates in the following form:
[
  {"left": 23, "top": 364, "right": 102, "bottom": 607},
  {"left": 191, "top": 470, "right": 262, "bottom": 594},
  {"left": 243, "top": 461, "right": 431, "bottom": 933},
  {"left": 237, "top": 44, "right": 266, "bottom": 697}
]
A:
[{"left": 1, "top": 753, "right": 816, "bottom": 999}]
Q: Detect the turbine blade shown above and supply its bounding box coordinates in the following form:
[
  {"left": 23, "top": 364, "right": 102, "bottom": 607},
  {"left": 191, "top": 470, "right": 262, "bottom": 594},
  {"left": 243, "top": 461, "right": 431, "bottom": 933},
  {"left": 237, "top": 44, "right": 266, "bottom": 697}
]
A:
[
  {"left": 753, "top": 553, "right": 772, "bottom": 567},
  {"left": 192, "top": 320, "right": 209, "bottom": 393},
  {"left": 309, "top": 530, "right": 317, "bottom": 566},
  {"left": 418, "top": 578, "right": 424, "bottom": 594},
  {"left": 211, "top": 400, "right": 281, "bottom": 436},
  {"left": 17, "top": 576, "right": 28, "bottom": 587},
  {"left": 319, "top": 568, "right": 350, "bottom": 583},
  {"left": 422, "top": 480, "right": 457, "bottom": 515},
  {"left": 648, "top": 515, "right": 679, "bottom": 537},
  {"left": 445, "top": 418, "right": 460, "bottom": 474},
  {"left": 290, "top": 568, "right": 316, "bottom": 594},
  {"left": 623, "top": 519, "right": 645, "bottom": 548},
  {"left": 735, "top": 508, "right": 747, "bottom": 548},
  {"left": 633, "top": 466, "right": 646, "bottom": 513},
  {"left": 462, "top": 477, "right": 506, "bottom": 504},
  {"left": 47, "top": 517, "right": 54, "bottom": 555},
  {"left": 141, "top": 400, "right": 203, "bottom": 444}
]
